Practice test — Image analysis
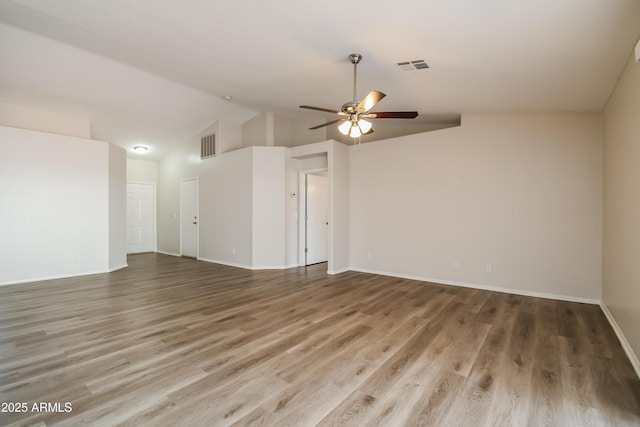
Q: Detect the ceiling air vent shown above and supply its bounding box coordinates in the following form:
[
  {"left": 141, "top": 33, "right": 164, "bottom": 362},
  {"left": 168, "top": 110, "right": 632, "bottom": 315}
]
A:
[
  {"left": 396, "top": 59, "right": 429, "bottom": 71},
  {"left": 201, "top": 133, "right": 216, "bottom": 159}
]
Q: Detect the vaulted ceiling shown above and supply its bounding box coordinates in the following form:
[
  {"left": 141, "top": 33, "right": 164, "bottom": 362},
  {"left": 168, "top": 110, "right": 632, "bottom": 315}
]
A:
[{"left": 1, "top": 0, "right": 639, "bottom": 160}]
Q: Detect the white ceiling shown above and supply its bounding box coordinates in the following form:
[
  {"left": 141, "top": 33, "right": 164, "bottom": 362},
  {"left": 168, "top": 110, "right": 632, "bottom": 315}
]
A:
[{"left": 1, "top": 0, "right": 639, "bottom": 160}]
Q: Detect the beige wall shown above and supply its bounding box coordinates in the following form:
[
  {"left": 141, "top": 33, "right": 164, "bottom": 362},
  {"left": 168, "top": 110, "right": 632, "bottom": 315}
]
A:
[
  {"left": 242, "top": 112, "right": 329, "bottom": 148},
  {"left": 350, "top": 112, "right": 603, "bottom": 301},
  {"left": 242, "top": 113, "right": 268, "bottom": 147},
  {"left": 602, "top": 53, "right": 640, "bottom": 370},
  {"left": 126, "top": 158, "right": 158, "bottom": 183},
  {"left": 0, "top": 102, "right": 91, "bottom": 139}
]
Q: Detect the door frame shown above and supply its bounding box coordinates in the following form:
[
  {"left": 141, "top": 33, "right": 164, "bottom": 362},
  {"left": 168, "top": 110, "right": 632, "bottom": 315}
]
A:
[
  {"left": 179, "top": 177, "right": 199, "bottom": 259},
  {"left": 298, "top": 168, "right": 328, "bottom": 266},
  {"left": 126, "top": 181, "right": 157, "bottom": 253}
]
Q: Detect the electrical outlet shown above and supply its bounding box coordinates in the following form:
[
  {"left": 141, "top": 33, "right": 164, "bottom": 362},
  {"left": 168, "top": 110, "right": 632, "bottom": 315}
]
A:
[
  {"left": 454, "top": 261, "right": 460, "bottom": 269},
  {"left": 486, "top": 264, "right": 493, "bottom": 273},
  {"left": 367, "top": 252, "right": 372, "bottom": 260},
  {"left": 232, "top": 248, "right": 236, "bottom": 254}
]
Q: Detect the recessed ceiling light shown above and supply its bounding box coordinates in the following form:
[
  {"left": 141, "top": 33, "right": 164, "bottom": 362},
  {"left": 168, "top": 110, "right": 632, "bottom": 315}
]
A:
[
  {"left": 133, "top": 145, "right": 148, "bottom": 153},
  {"left": 222, "top": 95, "right": 233, "bottom": 101}
]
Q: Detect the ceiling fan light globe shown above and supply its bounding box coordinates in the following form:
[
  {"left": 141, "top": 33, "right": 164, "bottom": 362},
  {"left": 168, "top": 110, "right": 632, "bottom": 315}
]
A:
[
  {"left": 338, "top": 120, "right": 352, "bottom": 135},
  {"left": 358, "top": 119, "right": 373, "bottom": 134},
  {"left": 349, "top": 124, "right": 362, "bottom": 138}
]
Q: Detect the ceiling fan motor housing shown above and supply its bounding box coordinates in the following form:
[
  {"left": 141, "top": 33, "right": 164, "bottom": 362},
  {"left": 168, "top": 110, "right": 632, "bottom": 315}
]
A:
[{"left": 341, "top": 101, "right": 358, "bottom": 114}]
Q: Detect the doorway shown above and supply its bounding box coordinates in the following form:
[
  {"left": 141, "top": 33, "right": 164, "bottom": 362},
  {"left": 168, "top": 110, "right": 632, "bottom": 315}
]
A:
[
  {"left": 304, "top": 172, "right": 329, "bottom": 265},
  {"left": 126, "top": 183, "right": 155, "bottom": 253},
  {"left": 180, "top": 178, "right": 198, "bottom": 258}
]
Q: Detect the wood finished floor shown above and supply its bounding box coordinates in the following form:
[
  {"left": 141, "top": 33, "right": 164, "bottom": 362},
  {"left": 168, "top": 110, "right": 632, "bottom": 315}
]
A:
[{"left": 1, "top": 254, "right": 639, "bottom": 426}]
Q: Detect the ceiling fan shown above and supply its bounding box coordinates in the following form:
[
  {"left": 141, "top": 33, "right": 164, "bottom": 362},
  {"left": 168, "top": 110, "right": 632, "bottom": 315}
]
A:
[{"left": 300, "top": 53, "right": 418, "bottom": 138}]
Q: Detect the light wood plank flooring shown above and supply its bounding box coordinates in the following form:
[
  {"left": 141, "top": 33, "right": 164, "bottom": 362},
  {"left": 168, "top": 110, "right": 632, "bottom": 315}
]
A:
[{"left": 1, "top": 253, "right": 639, "bottom": 426}]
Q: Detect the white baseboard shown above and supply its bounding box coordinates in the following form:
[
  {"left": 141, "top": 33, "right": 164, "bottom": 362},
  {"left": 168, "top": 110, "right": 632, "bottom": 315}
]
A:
[
  {"left": 109, "top": 263, "right": 128, "bottom": 272},
  {"left": 252, "top": 265, "right": 291, "bottom": 270},
  {"left": 155, "top": 250, "right": 181, "bottom": 257},
  {"left": 0, "top": 269, "right": 110, "bottom": 287},
  {"left": 197, "top": 257, "right": 253, "bottom": 270},
  {"left": 198, "top": 257, "right": 304, "bottom": 271},
  {"left": 348, "top": 267, "right": 600, "bottom": 305},
  {"left": 328, "top": 267, "right": 350, "bottom": 275},
  {"left": 599, "top": 303, "right": 640, "bottom": 379}
]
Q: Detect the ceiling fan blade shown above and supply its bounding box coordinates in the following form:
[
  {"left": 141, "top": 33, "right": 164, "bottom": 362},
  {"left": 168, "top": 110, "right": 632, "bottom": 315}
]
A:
[
  {"left": 309, "top": 119, "right": 344, "bottom": 130},
  {"left": 370, "top": 111, "right": 419, "bottom": 119},
  {"left": 356, "top": 91, "right": 386, "bottom": 113},
  {"left": 299, "top": 105, "right": 340, "bottom": 114}
]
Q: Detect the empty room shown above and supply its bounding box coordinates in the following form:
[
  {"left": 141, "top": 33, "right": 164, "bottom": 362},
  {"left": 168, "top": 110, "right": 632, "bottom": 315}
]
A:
[{"left": 1, "top": 1, "right": 639, "bottom": 425}]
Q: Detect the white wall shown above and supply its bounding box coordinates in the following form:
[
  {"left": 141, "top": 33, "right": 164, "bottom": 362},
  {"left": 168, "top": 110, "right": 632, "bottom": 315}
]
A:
[
  {"left": 198, "top": 148, "right": 253, "bottom": 266},
  {"left": 0, "top": 125, "right": 124, "bottom": 284},
  {"left": 329, "top": 140, "right": 350, "bottom": 273},
  {"left": 156, "top": 138, "right": 198, "bottom": 255},
  {"left": 288, "top": 140, "right": 350, "bottom": 273},
  {"left": 109, "top": 143, "right": 127, "bottom": 270},
  {"left": 350, "top": 113, "right": 603, "bottom": 301},
  {"left": 157, "top": 137, "right": 288, "bottom": 269},
  {"left": 252, "top": 147, "right": 286, "bottom": 267},
  {"left": 285, "top": 154, "right": 329, "bottom": 267},
  {"left": 602, "top": 53, "right": 640, "bottom": 373}
]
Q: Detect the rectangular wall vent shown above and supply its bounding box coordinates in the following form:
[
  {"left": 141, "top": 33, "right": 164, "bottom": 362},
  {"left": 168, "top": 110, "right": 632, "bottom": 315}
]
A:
[
  {"left": 396, "top": 59, "right": 430, "bottom": 71},
  {"left": 201, "top": 133, "right": 216, "bottom": 159}
]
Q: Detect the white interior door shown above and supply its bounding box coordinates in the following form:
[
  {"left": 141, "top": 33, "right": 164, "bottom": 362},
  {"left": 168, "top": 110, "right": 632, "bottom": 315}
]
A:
[
  {"left": 180, "top": 179, "right": 198, "bottom": 258},
  {"left": 305, "top": 173, "right": 328, "bottom": 265},
  {"left": 126, "top": 183, "right": 155, "bottom": 253}
]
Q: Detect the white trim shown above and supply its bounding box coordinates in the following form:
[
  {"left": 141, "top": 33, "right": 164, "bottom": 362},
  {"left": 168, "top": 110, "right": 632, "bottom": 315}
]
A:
[
  {"left": 127, "top": 180, "right": 157, "bottom": 253},
  {"left": 109, "top": 263, "right": 128, "bottom": 272},
  {"left": 327, "top": 267, "right": 350, "bottom": 275},
  {"left": 179, "top": 178, "right": 199, "bottom": 258},
  {"left": 0, "top": 269, "right": 110, "bottom": 286},
  {"left": 198, "top": 257, "right": 253, "bottom": 270},
  {"left": 600, "top": 303, "right": 640, "bottom": 379},
  {"left": 155, "top": 250, "right": 181, "bottom": 257},
  {"left": 198, "top": 257, "right": 296, "bottom": 271},
  {"left": 349, "top": 267, "right": 600, "bottom": 305},
  {"left": 298, "top": 171, "right": 306, "bottom": 266},
  {"left": 298, "top": 168, "right": 329, "bottom": 267},
  {"left": 252, "top": 265, "right": 290, "bottom": 270}
]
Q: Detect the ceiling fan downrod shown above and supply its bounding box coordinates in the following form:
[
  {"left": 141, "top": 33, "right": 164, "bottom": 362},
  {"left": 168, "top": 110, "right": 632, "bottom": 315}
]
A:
[{"left": 350, "top": 53, "right": 362, "bottom": 104}]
